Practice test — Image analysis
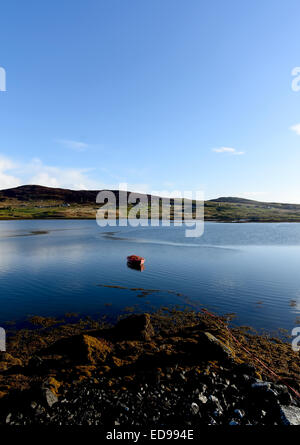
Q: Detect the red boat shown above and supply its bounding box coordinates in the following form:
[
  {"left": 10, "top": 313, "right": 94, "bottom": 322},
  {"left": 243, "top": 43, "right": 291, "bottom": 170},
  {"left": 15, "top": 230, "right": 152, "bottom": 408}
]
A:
[{"left": 127, "top": 255, "right": 145, "bottom": 265}]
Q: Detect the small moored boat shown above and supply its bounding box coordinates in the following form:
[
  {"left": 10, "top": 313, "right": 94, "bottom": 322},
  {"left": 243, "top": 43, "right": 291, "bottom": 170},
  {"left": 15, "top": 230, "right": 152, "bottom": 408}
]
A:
[{"left": 127, "top": 255, "right": 145, "bottom": 265}]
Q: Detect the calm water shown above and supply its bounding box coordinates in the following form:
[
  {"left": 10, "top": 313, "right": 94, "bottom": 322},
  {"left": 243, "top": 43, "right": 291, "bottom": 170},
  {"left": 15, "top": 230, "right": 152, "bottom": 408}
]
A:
[{"left": 0, "top": 220, "right": 300, "bottom": 332}]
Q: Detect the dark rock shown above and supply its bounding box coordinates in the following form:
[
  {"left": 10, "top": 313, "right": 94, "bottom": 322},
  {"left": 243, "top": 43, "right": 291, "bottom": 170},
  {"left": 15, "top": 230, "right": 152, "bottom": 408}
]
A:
[
  {"left": 251, "top": 381, "right": 271, "bottom": 390},
  {"left": 241, "top": 374, "right": 250, "bottom": 383},
  {"left": 235, "top": 363, "right": 257, "bottom": 377},
  {"left": 35, "top": 405, "right": 46, "bottom": 415},
  {"left": 234, "top": 409, "right": 245, "bottom": 418},
  {"left": 272, "top": 384, "right": 293, "bottom": 405},
  {"left": 43, "top": 334, "right": 112, "bottom": 364},
  {"left": 28, "top": 355, "right": 44, "bottom": 371},
  {"left": 266, "top": 388, "right": 280, "bottom": 403},
  {"left": 115, "top": 313, "right": 154, "bottom": 341},
  {"left": 197, "top": 332, "right": 234, "bottom": 362}
]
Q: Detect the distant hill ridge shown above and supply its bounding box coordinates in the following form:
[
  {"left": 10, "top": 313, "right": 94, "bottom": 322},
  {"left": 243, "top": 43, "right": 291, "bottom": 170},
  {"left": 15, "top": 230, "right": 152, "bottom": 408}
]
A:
[
  {"left": 0, "top": 185, "right": 154, "bottom": 204},
  {"left": 1, "top": 185, "right": 300, "bottom": 221},
  {"left": 208, "top": 196, "right": 300, "bottom": 209},
  {"left": 0, "top": 185, "right": 299, "bottom": 208},
  {"left": 209, "top": 196, "right": 260, "bottom": 204}
]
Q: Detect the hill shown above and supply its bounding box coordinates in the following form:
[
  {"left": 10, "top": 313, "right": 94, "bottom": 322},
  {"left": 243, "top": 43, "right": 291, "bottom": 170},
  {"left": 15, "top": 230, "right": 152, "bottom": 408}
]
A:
[
  {"left": 0, "top": 185, "right": 152, "bottom": 204},
  {"left": 1, "top": 185, "right": 300, "bottom": 222},
  {"left": 209, "top": 197, "right": 261, "bottom": 205}
]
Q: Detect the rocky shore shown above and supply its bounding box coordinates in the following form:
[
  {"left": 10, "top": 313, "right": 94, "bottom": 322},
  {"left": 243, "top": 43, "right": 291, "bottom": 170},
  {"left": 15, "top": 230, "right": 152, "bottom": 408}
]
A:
[{"left": 0, "top": 309, "right": 299, "bottom": 427}]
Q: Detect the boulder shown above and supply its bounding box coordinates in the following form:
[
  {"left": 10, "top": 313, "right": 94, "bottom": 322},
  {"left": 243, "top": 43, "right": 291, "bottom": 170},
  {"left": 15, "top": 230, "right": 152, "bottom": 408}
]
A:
[
  {"left": 197, "top": 332, "right": 235, "bottom": 362},
  {"left": 42, "top": 377, "right": 61, "bottom": 396},
  {"left": 44, "top": 334, "right": 112, "bottom": 364},
  {"left": 28, "top": 355, "right": 44, "bottom": 370},
  {"left": 273, "top": 384, "right": 293, "bottom": 405},
  {"left": 0, "top": 352, "right": 22, "bottom": 371},
  {"left": 42, "top": 388, "right": 58, "bottom": 408},
  {"left": 115, "top": 313, "right": 154, "bottom": 341},
  {"left": 234, "top": 362, "right": 257, "bottom": 377},
  {"left": 280, "top": 406, "right": 300, "bottom": 425}
]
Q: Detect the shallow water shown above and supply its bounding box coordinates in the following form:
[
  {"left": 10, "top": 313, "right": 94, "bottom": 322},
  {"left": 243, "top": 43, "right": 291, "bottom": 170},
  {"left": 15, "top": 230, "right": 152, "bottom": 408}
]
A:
[{"left": 0, "top": 220, "right": 300, "bottom": 332}]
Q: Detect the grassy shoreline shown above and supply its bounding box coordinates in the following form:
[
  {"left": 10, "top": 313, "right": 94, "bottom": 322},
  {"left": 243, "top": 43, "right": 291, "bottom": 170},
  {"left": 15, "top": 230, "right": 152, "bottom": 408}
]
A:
[{"left": 1, "top": 216, "right": 300, "bottom": 223}]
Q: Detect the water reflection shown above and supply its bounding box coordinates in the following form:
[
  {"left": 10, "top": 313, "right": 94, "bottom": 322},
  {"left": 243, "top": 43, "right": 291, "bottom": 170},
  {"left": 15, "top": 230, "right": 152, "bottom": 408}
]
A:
[{"left": 127, "top": 262, "right": 145, "bottom": 272}]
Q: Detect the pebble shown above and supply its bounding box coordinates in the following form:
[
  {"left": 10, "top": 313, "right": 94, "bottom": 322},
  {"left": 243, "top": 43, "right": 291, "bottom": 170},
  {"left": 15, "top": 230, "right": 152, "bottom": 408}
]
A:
[
  {"left": 234, "top": 409, "right": 244, "bottom": 418},
  {"left": 251, "top": 382, "right": 271, "bottom": 390},
  {"left": 191, "top": 403, "right": 199, "bottom": 415},
  {"left": 2, "top": 369, "right": 299, "bottom": 427},
  {"left": 198, "top": 394, "right": 208, "bottom": 404},
  {"left": 5, "top": 413, "right": 12, "bottom": 424}
]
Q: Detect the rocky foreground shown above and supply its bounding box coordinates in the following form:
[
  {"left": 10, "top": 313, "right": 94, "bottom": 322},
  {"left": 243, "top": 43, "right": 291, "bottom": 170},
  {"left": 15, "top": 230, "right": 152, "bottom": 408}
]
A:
[{"left": 0, "top": 309, "right": 300, "bottom": 427}]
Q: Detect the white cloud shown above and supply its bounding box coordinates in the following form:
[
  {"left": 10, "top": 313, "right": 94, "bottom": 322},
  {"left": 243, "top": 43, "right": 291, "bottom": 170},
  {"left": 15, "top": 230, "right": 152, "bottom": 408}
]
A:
[
  {"left": 0, "top": 155, "right": 153, "bottom": 193},
  {"left": 0, "top": 154, "right": 154, "bottom": 193},
  {"left": 212, "top": 147, "right": 245, "bottom": 155},
  {"left": 24, "top": 158, "right": 103, "bottom": 190},
  {"left": 0, "top": 156, "right": 15, "bottom": 171},
  {"left": 57, "top": 139, "right": 89, "bottom": 152},
  {"left": 0, "top": 155, "right": 105, "bottom": 191},
  {"left": 290, "top": 123, "right": 300, "bottom": 135},
  {"left": 0, "top": 155, "right": 21, "bottom": 189}
]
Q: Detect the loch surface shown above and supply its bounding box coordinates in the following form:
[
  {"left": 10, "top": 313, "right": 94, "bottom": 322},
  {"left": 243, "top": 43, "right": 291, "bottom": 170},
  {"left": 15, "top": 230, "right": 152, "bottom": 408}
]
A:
[{"left": 0, "top": 220, "right": 300, "bottom": 333}]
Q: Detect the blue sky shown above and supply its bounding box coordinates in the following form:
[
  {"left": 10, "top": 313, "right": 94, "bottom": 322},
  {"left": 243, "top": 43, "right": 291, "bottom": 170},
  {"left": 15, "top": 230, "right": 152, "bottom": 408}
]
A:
[{"left": 1, "top": 0, "right": 300, "bottom": 202}]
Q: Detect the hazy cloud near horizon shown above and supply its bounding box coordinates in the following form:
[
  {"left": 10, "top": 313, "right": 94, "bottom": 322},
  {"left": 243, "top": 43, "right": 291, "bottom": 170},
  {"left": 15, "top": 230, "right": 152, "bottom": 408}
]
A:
[
  {"left": 0, "top": 155, "right": 20, "bottom": 189},
  {"left": 0, "top": 154, "right": 151, "bottom": 194},
  {"left": 0, "top": 155, "right": 102, "bottom": 190}
]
